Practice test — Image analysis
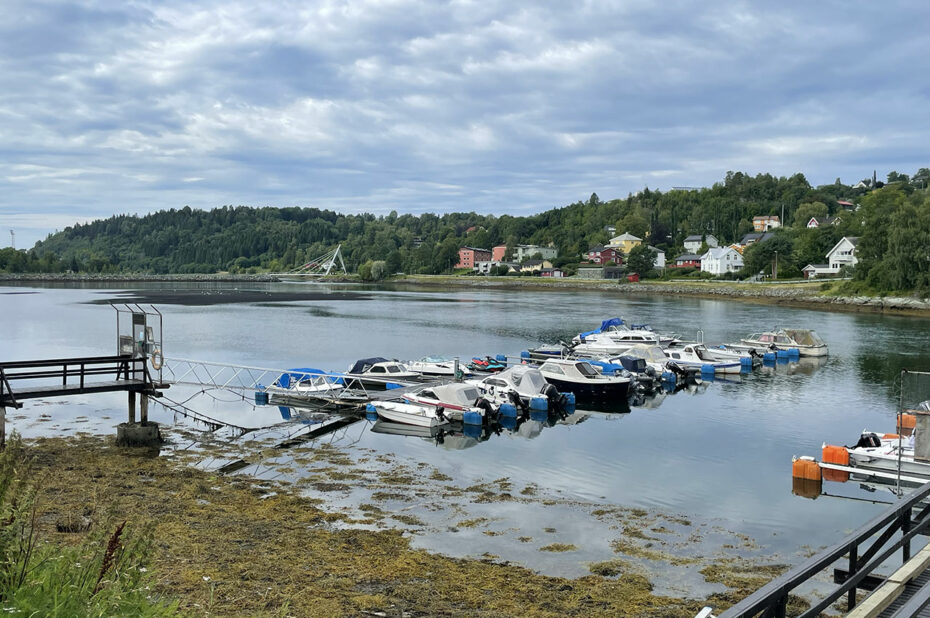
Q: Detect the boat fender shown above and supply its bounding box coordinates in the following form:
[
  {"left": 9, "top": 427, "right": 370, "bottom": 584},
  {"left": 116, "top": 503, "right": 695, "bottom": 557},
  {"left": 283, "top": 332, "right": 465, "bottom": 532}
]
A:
[{"left": 150, "top": 348, "right": 163, "bottom": 370}]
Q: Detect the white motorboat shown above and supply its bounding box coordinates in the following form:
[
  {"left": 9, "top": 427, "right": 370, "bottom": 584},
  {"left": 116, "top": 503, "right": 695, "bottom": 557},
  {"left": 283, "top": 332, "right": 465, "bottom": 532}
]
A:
[
  {"left": 469, "top": 365, "right": 563, "bottom": 412},
  {"left": 663, "top": 344, "right": 744, "bottom": 374},
  {"left": 366, "top": 400, "right": 450, "bottom": 427},
  {"left": 610, "top": 343, "right": 670, "bottom": 373},
  {"left": 571, "top": 317, "right": 679, "bottom": 349},
  {"left": 739, "top": 329, "right": 828, "bottom": 357},
  {"left": 264, "top": 368, "right": 363, "bottom": 404},
  {"left": 400, "top": 382, "right": 495, "bottom": 422},
  {"left": 405, "top": 356, "right": 471, "bottom": 377},
  {"left": 537, "top": 358, "right": 631, "bottom": 404},
  {"left": 345, "top": 357, "right": 420, "bottom": 389}
]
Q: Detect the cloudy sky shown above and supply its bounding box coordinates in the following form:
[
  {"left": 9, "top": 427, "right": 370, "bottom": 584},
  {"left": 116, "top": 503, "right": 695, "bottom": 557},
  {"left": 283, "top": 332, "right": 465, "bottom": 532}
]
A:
[{"left": 1, "top": 1, "right": 928, "bottom": 248}]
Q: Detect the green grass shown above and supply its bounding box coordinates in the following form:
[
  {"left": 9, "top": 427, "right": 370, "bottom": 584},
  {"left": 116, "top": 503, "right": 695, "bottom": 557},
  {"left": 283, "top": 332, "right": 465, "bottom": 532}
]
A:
[{"left": 0, "top": 434, "right": 177, "bottom": 616}]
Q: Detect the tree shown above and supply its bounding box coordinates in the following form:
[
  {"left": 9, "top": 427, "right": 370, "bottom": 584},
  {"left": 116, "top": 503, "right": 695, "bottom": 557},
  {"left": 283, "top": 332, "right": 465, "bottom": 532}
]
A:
[
  {"left": 913, "top": 168, "right": 930, "bottom": 189},
  {"left": 792, "top": 202, "right": 829, "bottom": 227},
  {"left": 740, "top": 233, "right": 794, "bottom": 277},
  {"left": 625, "top": 245, "right": 656, "bottom": 276},
  {"left": 618, "top": 211, "right": 649, "bottom": 239}
]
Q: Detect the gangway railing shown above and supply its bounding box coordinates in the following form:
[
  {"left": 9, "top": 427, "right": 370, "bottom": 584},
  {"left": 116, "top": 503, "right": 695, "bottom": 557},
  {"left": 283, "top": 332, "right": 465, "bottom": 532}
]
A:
[
  {"left": 712, "top": 480, "right": 930, "bottom": 617},
  {"left": 161, "top": 357, "right": 422, "bottom": 403}
]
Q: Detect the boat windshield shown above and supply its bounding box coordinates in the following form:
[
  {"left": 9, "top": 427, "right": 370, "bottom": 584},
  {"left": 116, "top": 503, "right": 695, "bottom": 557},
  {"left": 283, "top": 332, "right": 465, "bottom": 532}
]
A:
[
  {"left": 518, "top": 371, "right": 548, "bottom": 393},
  {"left": 575, "top": 362, "right": 599, "bottom": 377},
  {"left": 785, "top": 329, "right": 824, "bottom": 346},
  {"left": 541, "top": 363, "right": 564, "bottom": 375}
]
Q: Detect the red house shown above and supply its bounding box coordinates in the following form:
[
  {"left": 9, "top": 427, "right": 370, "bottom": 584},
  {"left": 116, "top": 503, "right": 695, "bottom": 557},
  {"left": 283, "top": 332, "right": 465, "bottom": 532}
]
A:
[
  {"left": 586, "top": 245, "right": 621, "bottom": 265},
  {"left": 492, "top": 245, "right": 507, "bottom": 261},
  {"left": 456, "top": 246, "right": 491, "bottom": 269}
]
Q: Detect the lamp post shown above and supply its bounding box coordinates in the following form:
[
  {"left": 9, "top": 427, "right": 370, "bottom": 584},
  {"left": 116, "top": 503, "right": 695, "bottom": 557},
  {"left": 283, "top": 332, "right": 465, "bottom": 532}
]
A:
[{"left": 774, "top": 250, "right": 779, "bottom": 281}]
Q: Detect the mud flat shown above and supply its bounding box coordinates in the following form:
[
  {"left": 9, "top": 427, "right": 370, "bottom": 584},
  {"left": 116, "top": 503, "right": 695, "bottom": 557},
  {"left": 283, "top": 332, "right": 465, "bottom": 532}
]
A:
[{"left": 23, "top": 431, "right": 810, "bottom": 617}]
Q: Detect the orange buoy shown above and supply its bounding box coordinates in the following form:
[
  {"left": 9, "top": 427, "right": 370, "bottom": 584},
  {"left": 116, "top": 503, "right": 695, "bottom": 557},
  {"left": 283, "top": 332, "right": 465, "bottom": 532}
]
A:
[
  {"left": 822, "top": 444, "right": 849, "bottom": 465},
  {"left": 792, "top": 456, "right": 821, "bottom": 481},
  {"left": 898, "top": 413, "right": 916, "bottom": 435}
]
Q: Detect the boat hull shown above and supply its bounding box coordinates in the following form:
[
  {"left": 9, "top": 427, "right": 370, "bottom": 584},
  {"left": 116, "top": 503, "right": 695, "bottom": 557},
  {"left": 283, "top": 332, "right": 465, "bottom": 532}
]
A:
[
  {"left": 373, "top": 402, "right": 446, "bottom": 427},
  {"left": 541, "top": 376, "right": 630, "bottom": 404}
]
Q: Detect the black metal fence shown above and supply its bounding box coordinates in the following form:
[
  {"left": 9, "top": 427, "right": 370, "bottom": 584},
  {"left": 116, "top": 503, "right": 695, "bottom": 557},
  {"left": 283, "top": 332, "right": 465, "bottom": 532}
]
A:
[{"left": 718, "top": 480, "right": 930, "bottom": 617}]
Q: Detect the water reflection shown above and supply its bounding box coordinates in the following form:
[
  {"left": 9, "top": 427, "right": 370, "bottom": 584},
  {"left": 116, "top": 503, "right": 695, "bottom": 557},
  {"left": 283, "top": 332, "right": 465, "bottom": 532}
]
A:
[{"left": 6, "top": 280, "right": 928, "bottom": 571}]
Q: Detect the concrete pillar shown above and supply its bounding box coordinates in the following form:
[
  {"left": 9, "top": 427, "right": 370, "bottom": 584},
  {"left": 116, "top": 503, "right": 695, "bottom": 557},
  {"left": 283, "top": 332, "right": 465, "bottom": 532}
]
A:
[
  {"left": 140, "top": 394, "right": 149, "bottom": 424},
  {"left": 915, "top": 411, "right": 930, "bottom": 462},
  {"left": 115, "top": 421, "right": 162, "bottom": 448},
  {"left": 128, "top": 391, "right": 136, "bottom": 424}
]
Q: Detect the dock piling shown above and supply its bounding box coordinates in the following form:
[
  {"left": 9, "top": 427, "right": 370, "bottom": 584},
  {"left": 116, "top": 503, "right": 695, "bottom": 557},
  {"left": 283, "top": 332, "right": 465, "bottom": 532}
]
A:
[{"left": 128, "top": 390, "right": 136, "bottom": 424}]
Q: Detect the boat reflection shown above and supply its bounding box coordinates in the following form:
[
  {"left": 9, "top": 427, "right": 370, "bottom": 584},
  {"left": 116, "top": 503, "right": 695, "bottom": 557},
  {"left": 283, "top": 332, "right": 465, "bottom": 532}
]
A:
[{"left": 760, "top": 355, "right": 829, "bottom": 376}]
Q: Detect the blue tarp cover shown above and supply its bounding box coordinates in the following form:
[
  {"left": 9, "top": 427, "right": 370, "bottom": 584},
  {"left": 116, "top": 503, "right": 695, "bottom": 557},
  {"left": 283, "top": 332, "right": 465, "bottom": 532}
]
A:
[{"left": 579, "top": 317, "right": 625, "bottom": 338}]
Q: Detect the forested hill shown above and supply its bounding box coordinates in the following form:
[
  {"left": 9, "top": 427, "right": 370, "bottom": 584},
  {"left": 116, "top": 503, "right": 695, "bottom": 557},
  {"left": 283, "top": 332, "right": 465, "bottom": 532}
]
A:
[{"left": 5, "top": 168, "right": 930, "bottom": 292}]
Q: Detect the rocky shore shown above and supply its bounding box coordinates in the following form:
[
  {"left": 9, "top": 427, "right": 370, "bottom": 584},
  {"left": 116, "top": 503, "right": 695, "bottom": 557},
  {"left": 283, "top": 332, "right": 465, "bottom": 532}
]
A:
[
  {"left": 393, "top": 276, "right": 930, "bottom": 315},
  {"left": 3, "top": 272, "right": 929, "bottom": 314},
  {"left": 0, "top": 272, "right": 281, "bottom": 283}
]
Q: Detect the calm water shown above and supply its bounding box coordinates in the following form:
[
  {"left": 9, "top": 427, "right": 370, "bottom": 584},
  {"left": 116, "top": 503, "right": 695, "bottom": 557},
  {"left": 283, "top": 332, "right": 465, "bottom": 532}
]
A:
[{"left": 4, "top": 280, "right": 930, "bottom": 585}]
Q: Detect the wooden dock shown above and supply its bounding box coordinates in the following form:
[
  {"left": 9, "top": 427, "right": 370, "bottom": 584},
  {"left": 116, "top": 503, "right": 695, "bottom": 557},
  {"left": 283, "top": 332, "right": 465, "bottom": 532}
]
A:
[{"left": 0, "top": 354, "right": 165, "bottom": 444}]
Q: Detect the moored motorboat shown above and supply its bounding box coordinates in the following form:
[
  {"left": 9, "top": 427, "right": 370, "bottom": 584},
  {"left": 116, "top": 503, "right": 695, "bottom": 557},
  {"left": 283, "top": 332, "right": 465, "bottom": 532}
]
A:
[
  {"left": 537, "top": 358, "right": 631, "bottom": 404},
  {"left": 400, "top": 382, "right": 496, "bottom": 422},
  {"left": 264, "top": 367, "right": 368, "bottom": 405},
  {"left": 406, "top": 356, "right": 470, "bottom": 378},
  {"left": 469, "top": 364, "right": 568, "bottom": 413},
  {"left": 345, "top": 357, "right": 420, "bottom": 389},
  {"left": 663, "top": 344, "right": 745, "bottom": 374},
  {"left": 739, "top": 329, "right": 828, "bottom": 357},
  {"left": 366, "top": 400, "right": 451, "bottom": 427}
]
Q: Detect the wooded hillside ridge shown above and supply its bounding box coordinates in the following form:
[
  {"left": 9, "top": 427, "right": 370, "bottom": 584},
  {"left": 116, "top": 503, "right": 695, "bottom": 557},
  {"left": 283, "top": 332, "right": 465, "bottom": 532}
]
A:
[{"left": 2, "top": 168, "right": 928, "bottom": 294}]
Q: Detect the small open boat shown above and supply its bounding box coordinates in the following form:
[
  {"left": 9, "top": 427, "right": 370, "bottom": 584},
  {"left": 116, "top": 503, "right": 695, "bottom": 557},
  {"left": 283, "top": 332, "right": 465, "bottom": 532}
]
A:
[{"left": 739, "top": 329, "right": 828, "bottom": 357}]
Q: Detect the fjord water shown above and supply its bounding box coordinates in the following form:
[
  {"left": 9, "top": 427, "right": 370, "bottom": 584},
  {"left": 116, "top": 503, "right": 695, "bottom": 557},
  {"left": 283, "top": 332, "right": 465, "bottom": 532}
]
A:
[{"left": 4, "top": 281, "right": 930, "bottom": 568}]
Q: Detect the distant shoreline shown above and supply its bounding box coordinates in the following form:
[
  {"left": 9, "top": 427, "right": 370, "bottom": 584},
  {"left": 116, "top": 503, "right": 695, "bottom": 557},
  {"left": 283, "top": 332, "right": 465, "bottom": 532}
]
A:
[
  {"left": 3, "top": 272, "right": 930, "bottom": 316},
  {"left": 390, "top": 275, "right": 930, "bottom": 316}
]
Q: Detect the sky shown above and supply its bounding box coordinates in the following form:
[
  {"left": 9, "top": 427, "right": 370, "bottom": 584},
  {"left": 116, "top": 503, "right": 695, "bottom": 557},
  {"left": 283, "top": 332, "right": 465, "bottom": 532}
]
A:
[{"left": 1, "top": 1, "right": 929, "bottom": 249}]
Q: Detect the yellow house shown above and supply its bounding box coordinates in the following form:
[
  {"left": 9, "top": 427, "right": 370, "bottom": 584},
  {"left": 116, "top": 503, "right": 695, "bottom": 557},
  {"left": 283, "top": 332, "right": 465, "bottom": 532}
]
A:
[{"left": 607, "top": 232, "right": 643, "bottom": 254}]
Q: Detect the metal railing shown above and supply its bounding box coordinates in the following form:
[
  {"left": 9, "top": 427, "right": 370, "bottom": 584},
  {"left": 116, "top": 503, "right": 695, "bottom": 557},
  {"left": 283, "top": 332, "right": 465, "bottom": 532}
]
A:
[
  {"left": 717, "top": 480, "right": 930, "bottom": 617},
  {"left": 0, "top": 354, "right": 155, "bottom": 406}
]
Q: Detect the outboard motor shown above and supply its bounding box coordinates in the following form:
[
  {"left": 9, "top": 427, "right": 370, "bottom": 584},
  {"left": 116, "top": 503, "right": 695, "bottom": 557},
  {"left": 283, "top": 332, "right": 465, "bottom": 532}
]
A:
[{"left": 474, "top": 397, "right": 496, "bottom": 419}]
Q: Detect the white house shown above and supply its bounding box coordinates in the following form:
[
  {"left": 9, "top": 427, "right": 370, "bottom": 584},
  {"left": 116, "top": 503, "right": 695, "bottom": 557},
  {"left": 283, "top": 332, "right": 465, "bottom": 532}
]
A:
[
  {"left": 700, "top": 246, "right": 743, "bottom": 275},
  {"left": 826, "top": 236, "right": 859, "bottom": 272},
  {"left": 474, "top": 260, "right": 502, "bottom": 275},
  {"left": 650, "top": 246, "right": 666, "bottom": 269},
  {"left": 806, "top": 216, "right": 839, "bottom": 228},
  {"left": 683, "top": 234, "right": 718, "bottom": 253}
]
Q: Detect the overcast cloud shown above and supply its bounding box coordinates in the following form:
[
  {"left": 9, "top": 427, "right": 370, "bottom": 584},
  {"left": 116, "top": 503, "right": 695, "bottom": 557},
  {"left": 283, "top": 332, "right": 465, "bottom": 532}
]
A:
[{"left": 1, "top": 0, "right": 929, "bottom": 247}]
